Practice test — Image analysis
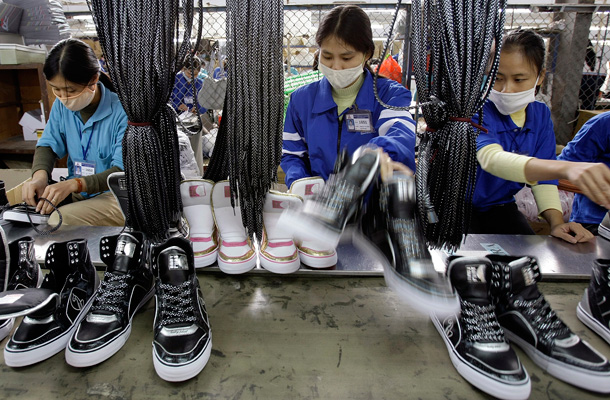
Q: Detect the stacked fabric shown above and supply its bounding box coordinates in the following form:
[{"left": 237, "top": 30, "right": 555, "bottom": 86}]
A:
[{"left": 4, "top": 0, "right": 69, "bottom": 46}]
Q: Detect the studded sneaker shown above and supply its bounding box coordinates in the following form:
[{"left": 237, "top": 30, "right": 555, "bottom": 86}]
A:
[
  {"left": 577, "top": 259, "right": 610, "bottom": 345},
  {"left": 151, "top": 236, "right": 212, "bottom": 382},
  {"left": 4, "top": 239, "right": 99, "bottom": 367},
  {"left": 489, "top": 255, "right": 610, "bottom": 393},
  {"left": 599, "top": 212, "right": 610, "bottom": 241},
  {"left": 66, "top": 231, "right": 155, "bottom": 367},
  {"left": 356, "top": 173, "right": 458, "bottom": 316},
  {"left": 0, "top": 225, "right": 11, "bottom": 341},
  {"left": 288, "top": 177, "right": 337, "bottom": 268},
  {"left": 431, "top": 256, "right": 530, "bottom": 400},
  {"left": 180, "top": 179, "right": 219, "bottom": 268}
]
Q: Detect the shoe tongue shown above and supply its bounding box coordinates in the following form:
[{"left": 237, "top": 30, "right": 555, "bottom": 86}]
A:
[
  {"left": 159, "top": 248, "right": 190, "bottom": 285},
  {"left": 110, "top": 234, "right": 140, "bottom": 274},
  {"left": 451, "top": 259, "right": 490, "bottom": 306},
  {"left": 510, "top": 258, "right": 541, "bottom": 297}
]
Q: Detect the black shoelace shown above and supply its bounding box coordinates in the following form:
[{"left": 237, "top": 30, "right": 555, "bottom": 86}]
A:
[
  {"left": 510, "top": 295, "right": 571, "bottom": 347},
  {"left": 461, "top": 300, "right": 506, "bottom": 343},
  {"left": 158, "top": 280, "right": 197, "bottom": 327},
  {"left": 1, "top": 199, "right": 62, "bottom": 235},
  {"left": 92, "top": 272, "right": 130, "bottom": 316}
]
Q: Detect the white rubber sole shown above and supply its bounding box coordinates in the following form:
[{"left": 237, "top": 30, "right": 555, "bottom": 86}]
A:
[
  {"left": 259, "top": 253, "right": 301, "bottom": 274},
  {"left": 194, "top": 247, "right": 218, "bottom": 269},
  {"left": 4, "top": 293, "right": 97, "bottom": 367},
  {"left": 153, "top": 336, "right": 212, "bottom": 382},
  {"left": 217, "top": 251, "right": 257, "bottom": 275},
  {"left": 577, "top": 293, "right": 610, "bottom": 345},
  {"left": 431, "top": 314, "right": 531, "bottom": 400},
  {"left": 504, "top": 328, "right": 610, "bottom": 393},
  {"left": 298, "top": 247, "right": 337, "bottom": 269},
  {"left": 352, "top": 231, "right": 459, "bottom": 318},
  {"left": 65, "top": 286, "right": 155, "bottom": 367},
  {"left": 278, "top": 210, "right": 342, "bottom": 250}
]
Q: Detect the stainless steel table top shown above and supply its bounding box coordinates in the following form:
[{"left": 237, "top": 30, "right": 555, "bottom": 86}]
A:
[{"left": 3, "top": 222, "right": 606, "bottom": 280}]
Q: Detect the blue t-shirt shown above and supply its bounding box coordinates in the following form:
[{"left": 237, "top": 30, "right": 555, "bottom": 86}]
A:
[
  {"left": 281, "top": 69, "right": 416, "bottom": 188},
  {"left": 37, "top": 82, "right": 127, "bottom": 198},
  {"left": 473, "top": 101, "right": 558, "bottom": 211},
  {"left": 558, "top": 112, "right": 610, "bottom": 224},
  {"left": 170, "top": 72, "right": 207, "bottom": 114}
]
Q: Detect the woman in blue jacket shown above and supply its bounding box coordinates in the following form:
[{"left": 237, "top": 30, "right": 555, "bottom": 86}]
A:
[
  {"left": 22, "top": 39, "right": 126, "bottom": 226},
  {"left": 558, "top": 112, "right": 610, "bottom": 233},
  {"left": 281, "top": 5, "right": 416, "bottom": 188}
]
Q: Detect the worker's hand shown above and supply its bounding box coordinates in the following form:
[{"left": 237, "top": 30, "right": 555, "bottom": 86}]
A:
[
  {"left": 22, "top": 171, "right": 48, "bottom": 208},
  {"left": 190, "top": 107, "right": 198, "bottom": 113},
  {"left": 550, "top": 221, "right": 594, "bottom": 244},
  {"left": 378, "top": 150, "right": 413, "bottom": 182},
  {"left": 565, "top": 162, "right": 610, "bottom": 209},
  {"left": 178, "top": 104, "right": 189, "bottom": 112},
  {"left": 37, "top": 180, "right": 77, "bottom": 215}
]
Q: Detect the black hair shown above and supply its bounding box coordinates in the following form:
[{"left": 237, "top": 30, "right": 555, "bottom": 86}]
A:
[
  {"left": 183, "top": 55, "right": 202, "bottom": 70},
  {"left": 502, "top": 29, "right": 546, "bottom": 76},
  {"left": 315, "top": 5, "right": 375, "bottom": 73},
  {"left": 43, "top": 38, "right": 116, "bottom": 92}
]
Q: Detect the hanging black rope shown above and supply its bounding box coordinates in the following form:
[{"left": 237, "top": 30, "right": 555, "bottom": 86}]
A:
[
  {"left": 203, "top": 0, "right": 284, "bottom": 240},
  {"left": 410, "top": 0, "right": 507, "bottom": 251},
  {"left": 88, "top": 0, "right": 201, "bottom": 241}
]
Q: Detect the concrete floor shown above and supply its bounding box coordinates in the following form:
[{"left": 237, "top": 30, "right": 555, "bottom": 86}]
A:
[{"left": 0, "top": 274, "right": 608, "bottom": 400}]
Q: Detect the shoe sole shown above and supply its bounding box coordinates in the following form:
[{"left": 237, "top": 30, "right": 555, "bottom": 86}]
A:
[
  {"left": 65, "top": 286, "right": 156, "bottom": 367},
  {"left": 298, "top": 249, "right": 337, "bottom": 269},
  {"left": 4, "top": 293, "right": 97, "bottom": 367},
  {"left": 153, "top": 335, "right": 212, "bottom": 382},
  {"left": 352, "top": 231, "right": 459, "bottom": 318},
  {"left": 504, "top": 328, "right": 610, "bottom": 393},
  {"left": 431, "top": 314, "right": 531, "bottom": 400},
  {"left": 577, "top": 295, "right": 610, "bottom": 346},
  {"left": 599, "top": 223, "right": 610, "bottom": 241},
  {"left": 259, "top": 253, "right": 301, "bottom": 274},
  {"left": 217, "top": 251, "right": 257, "bottom": 274},
  {"left": 194, "top": 247, "right": 218, "bottom": 269}
]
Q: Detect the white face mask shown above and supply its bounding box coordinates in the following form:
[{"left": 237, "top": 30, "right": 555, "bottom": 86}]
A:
[
  {"left": 54, "top": 84, "right": 97, "bottom": 112},
  {"left": 318, "top": 56, "right": 364, "bottom": 89},
  {"left": 488, "top": 76, "right": 540, "bottom": 115}
]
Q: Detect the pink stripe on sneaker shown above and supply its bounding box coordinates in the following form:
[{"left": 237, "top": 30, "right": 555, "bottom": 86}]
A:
[
  {"left": 222, "top": 240, "right": 248, "bottom": 247},
  {"left": 190, "top": 236, "right": 212, "bottom": 243},
  {"left": 267, "top": 241, "right": 294, "bottom": 248}
]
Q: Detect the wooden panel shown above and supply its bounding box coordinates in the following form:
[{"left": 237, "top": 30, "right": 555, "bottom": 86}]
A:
[
  {"left": 0, "top": 70, "right": 18, "bottom": 105},
  {"left": 0, "top": 106, "right": 20, "bottom": 141},
  {"left": 17, "top": 69, "right": 42, "bottom": 102}
]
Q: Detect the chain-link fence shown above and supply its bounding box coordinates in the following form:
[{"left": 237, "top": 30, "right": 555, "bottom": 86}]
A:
[{"left": 65, "top": 3, "right": 610, "bottom": 152}]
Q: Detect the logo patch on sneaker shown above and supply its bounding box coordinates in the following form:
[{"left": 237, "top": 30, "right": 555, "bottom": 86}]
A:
[
  {"left": 168, "top": 253, "right": 188, "bottom": 270},
  {"left": 466, "top": 264, "right": 486, "bottom": 283},
  {"left": 305, "top": 183, "right": 319, "bottom": 196},
  {"left": 118, "top": 176, "right": 128, "bottom": 191},
  {"left": 116, "top": 239, "right": 136, "bottom": 258},
  {"left": 521, "top": 266, "right": 536, "bottom": 286},
  {"left": 189, "top": 185, "right": 206, "bottom": 198},
  {"left": 272, "top": 200, "right": 284, "bottom": 209},
  {"left": 224, "top": 185, "right": 231, "bottom": 198}
]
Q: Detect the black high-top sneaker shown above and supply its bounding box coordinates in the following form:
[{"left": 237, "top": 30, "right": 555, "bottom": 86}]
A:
[
  {"left": 107, "top": 172, "right": 129, "bottom": 222},
  {"left": 489, "top": 255, "right": 610, "bottom": 394},
  {"left": 577, "top": 259, "right": 610, "bottom": 345},
  {"left": 6, "top": 237, "right": 43, "bottom": 290},
  {"left": 0, "top": 180, "right": 8, "bottom": 207},
  {"left": 151, "top": 236, "right": 212, "bottom": 382},
  {"left": 4, "top": 239, "right": 100, "bottom": 367},
  {"left": 431, "top": 257, "right": 530, "bottom": 400},
  {"left": 356, "top": 173, "right": 458, "bottom": 317},
  {"left": 66, "top": 231, "right": 155, "bottom": 367},
  {"left": 0, "top": 225, "right": 11, "bottom": 341},
  {"left": 281, "top": 146, "right": 380, "bottom": 248}
]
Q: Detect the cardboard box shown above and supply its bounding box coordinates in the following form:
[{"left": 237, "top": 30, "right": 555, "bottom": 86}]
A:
[
  {"left": 0, "top": 43, "right": 46, "bottom": 64},
  {"left": 19, "top": 108, "right": 44, "bottom": 141}
]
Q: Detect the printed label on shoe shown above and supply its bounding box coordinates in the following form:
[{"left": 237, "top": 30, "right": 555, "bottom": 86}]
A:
[
  {"left": 480, "top": 243, "right": 509, "bottom": 255},
  {"left": 466, "top": 264, "right": 487, "bottom": 283},
  {"left": 169, "top": 253, "right": 188, "bottom": 270},
  {"left": 118, "top": 176, "right": 128, "bottom": 190},
  {"left": 305, "top": 183, "right": 319, "bottom": 196},
  {"left": 272, "top": 200, "right": 285, "bottom": 209},
  {"left": 116, "top": 240, "right": 136, "bottom": 258},
  {"left": 189, "top": 185, "right": 206, "bottom": 198},
  {"left": 521, "top": 266, "right": 536, "bottom": 286},
  {"left": 225, "top": 185, "right": 231, "bottom": 198},
  {"left": 0, "top": 293, "right": 24, "bottom": 304}
]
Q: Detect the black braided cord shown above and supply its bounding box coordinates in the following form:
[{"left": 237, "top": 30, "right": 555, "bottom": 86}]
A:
[
  {"left": 408, "top": 0, "right": 507, "bottom": 251},
  {"left": 203, "top": 0, "right": 284, "bottom": 240},
  {"left": 88, "top": 0, "right": 201, "bottom": 241}
]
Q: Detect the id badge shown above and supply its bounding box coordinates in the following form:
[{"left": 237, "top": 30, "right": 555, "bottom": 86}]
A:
[
  {"left": 184, "top": 95, "right": 194, "bottom": 105},
  {"left": 345, "top": 109, "right": 374, "bottom": 133},
  {"left": 74, "top": 160, "right": 96, "bottom": 177}
]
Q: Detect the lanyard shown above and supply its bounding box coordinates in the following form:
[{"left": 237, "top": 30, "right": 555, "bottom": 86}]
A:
[{"left": 80, "top": 122, "right": 95, "bottom": 161}]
